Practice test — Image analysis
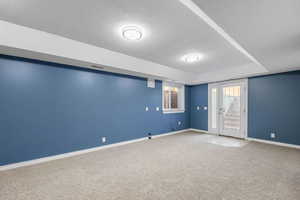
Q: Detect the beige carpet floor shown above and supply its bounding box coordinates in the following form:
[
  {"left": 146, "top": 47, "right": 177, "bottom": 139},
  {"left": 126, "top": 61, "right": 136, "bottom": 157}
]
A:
[{"left": 1, "top": 131, "right": 300, "bottom": 200}]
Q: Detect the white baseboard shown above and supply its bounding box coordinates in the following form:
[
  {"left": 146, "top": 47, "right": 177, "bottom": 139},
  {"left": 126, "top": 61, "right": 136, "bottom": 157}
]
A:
[
  {"left": 152, "top": 129, "right": 188, "bottom": 138},
  {"left": 0, "top": 129, "right": 189, "bottom": 171},
  {"left": 189, "top": 128, "right": 208, "bottom": 133},
  {"left": 246, "top": 137, "right": 300, "bottom": 149}
]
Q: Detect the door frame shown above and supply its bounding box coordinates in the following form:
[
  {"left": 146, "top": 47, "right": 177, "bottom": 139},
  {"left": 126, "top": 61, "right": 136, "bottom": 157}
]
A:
[{"left": 208, "top": 79, "right": 248, "bottom": 139}]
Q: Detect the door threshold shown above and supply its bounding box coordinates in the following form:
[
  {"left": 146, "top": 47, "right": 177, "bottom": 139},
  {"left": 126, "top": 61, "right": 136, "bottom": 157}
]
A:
[{"left": 218, "top": 134, "right": 245, "bottom": 140}]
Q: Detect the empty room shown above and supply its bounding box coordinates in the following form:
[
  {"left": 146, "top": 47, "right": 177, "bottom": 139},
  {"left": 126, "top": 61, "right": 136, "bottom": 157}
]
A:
[{"left": 0, "top": 0, "right": 299, "bottom": 199}]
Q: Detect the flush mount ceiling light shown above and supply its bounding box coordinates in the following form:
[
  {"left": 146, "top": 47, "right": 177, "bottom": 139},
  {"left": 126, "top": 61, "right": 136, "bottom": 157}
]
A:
[
  {"left": 121, "top": 25, "right": 143, "bottom": 41},
  {"left": 181, "top": 53, "right": 203, "bottom": 63}
]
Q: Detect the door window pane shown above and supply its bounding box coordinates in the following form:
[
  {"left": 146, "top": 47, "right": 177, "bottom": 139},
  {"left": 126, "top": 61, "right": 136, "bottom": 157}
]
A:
[
  {"left": 222, "top": 86, "right": 241, "bottom": 130},
  {"left": 211, "top": 88, "right": 217, "bottom": 129}
]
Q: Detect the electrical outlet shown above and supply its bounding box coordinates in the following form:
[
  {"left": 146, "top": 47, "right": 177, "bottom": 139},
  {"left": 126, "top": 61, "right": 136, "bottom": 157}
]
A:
[
  {"left": 102, "top": 137, "right": 106, "bottom": 143},
  {"left": 178, "top": 121, "right": 181, "bottom": 126},
  {"left": 145, "top": 106, "right": 149, "bottom": 111},
  {"left": 270, "top": 133, "right": 276, "bottom": 138},
  {"left": 156, "top": 107, "right": 160, "bottom": 111}
]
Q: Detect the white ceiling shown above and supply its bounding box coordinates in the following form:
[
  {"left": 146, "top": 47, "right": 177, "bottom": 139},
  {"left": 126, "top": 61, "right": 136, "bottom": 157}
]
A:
[
  {"left": 192, "top": 0, "right": 300, "bottom": 73},
  {"left": 0, "top": 0, "right": 298, "bottom": 84}
]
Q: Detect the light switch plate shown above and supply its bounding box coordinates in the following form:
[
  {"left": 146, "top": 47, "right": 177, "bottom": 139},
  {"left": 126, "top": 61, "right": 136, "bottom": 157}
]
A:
[
  {"left": 145, "top": 106, "right": 149, "bottom": 111},
  {"left": 197, "top": 106, "right": 200, "bottom": 110},
  {"left": 156, "top": 107, "right": 160, "bottom": 111},
  {"left": 102, "top": 137, "right": 106, "bottom": 143}
]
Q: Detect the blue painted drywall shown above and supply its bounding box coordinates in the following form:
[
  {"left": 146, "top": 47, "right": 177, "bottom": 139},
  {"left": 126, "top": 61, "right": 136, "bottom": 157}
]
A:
[
  {"left": 2, "top": 54, "right": 299, "bottom": 166},
  {"left": 248, "top": 71, "right": 300, "bottom": 145},
  {"left": 0, "top": 55, "right": 190, "bottom": 165},
  {"left": 190, "top": 84, "right": 208, "bottom": 130},
  {"left": 189, "top": 71, "right": 300, "bottom": 146}
]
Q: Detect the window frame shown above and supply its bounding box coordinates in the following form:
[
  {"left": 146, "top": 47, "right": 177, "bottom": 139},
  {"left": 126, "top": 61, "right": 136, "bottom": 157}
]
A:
[{"left": 162, "top": 82, "right": 185, "bottom": 114}]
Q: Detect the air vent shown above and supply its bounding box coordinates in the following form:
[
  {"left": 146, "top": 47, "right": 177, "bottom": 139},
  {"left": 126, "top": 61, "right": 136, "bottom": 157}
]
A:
[{"left": 91, "top": 65, "right": 104, "bottom": 69}]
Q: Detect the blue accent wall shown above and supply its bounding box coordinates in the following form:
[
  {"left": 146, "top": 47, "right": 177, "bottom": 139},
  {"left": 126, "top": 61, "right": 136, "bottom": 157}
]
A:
[
  {"left": 248, "top": 71, "right": 300, "bottom": 145},
  {"left": 190, "top": 84, "right": 208, "bottom": 130},
  {"left": 2, "top": 53, "right": 299, "bottom": 166},
  {"left": 0, "top": 55, "right": 190, "bottom": 165}
]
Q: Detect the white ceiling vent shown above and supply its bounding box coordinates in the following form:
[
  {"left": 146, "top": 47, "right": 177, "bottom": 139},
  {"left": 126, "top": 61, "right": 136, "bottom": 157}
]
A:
[{"left": 147, "top": 79, "right": 155, "bottom": 88}]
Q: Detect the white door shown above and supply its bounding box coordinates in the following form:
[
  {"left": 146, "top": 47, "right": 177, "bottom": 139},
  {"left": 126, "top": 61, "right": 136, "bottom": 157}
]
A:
[{"left": 208, "top": 79, "right": 247, "bottom": 138}]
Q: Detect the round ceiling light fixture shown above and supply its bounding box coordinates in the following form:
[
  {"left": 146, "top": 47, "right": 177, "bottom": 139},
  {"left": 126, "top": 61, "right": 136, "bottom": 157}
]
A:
[
  {"left": 181, "top": 53, "right": 204, "bottom": 63},
  {"left": 121, "top": 25, "right": 143, "bottom": 41}
]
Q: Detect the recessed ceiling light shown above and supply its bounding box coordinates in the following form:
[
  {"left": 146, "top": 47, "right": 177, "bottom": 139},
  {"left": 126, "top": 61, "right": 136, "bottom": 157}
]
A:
[
  {"left": 181, "top": 53, "right": 203, "bottom": 63},
  {"left": 121, "top": 25, "right": 143, "bottom": 41}
]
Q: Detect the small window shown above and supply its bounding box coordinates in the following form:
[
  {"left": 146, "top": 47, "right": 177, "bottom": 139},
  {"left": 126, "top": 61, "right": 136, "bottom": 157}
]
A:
[
  {"left": 162, "top": 82, "right": 185, "bottom": 113},
  {"left": 211, "top": 88, "right": 218, "bottom": 129}
]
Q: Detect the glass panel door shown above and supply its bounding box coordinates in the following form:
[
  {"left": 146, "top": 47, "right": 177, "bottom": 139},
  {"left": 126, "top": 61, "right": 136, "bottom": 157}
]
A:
[
  {"left": 208, "top": 80, "right": 247, "bottom": 138},
  {"left": 211, "top": 88, "right": 218, "bottom": 129},
  {"left": 220, "top": 85, "right": 241, "bottom": 137},
  {"left": 208, "top": 86, "right": 219, "bottom": 134}
]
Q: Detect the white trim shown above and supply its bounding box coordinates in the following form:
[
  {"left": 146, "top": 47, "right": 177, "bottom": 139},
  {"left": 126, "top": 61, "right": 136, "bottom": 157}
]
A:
[
  {"left": 162, "top": 81, "right": 185, "bottom": 114},
  {"left": 246, "top": 137, "right": 300, "bottom": 150},
  {"left": 189, "top": 128, "right": 208, "bottom": 133},
  {"left": 208, "top": 84, "right": 219, "bottom": 134},
  {"left": 152, "top": 129, "right": 188, "bottom": 138},
  {"left": 162, "top": 110, "right": 185, "bottom": 114},
  {"left": 189, "top": 128, "right": 220, "bottom": 136},
  {"left": 0, "top": 129, "right": 189, "bottom": 171}
]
